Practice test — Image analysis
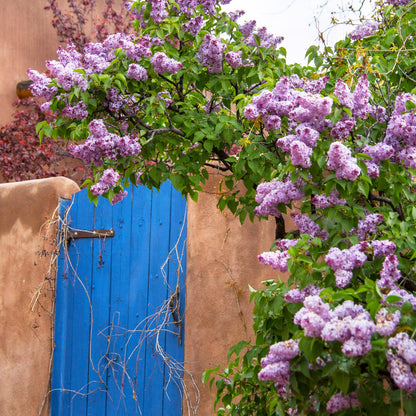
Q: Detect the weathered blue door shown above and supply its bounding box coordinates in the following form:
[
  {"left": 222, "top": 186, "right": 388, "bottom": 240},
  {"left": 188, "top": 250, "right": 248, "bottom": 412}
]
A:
[{"left": 51, "top": 182, "right": 186, "bottom": 416}]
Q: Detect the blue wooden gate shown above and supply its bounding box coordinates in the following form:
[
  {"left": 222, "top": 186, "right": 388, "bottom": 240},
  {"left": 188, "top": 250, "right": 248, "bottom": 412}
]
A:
[{"left": 51, "top": 182, "right": 187, "bottom": 416}]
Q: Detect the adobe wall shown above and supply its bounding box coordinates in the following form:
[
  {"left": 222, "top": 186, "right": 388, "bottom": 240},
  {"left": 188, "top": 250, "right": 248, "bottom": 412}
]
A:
[
  {"left": 0, "top": 177, "right": 79, "bottom": 416},
  {"left": 185, "top": 172, "right": 291, "bottom": 416},
  {"left": 0, "top": 0, "right": 109, "bottom": 125},
  {"left": 0, "top": 0, "right": 59, "bottom": 125}
]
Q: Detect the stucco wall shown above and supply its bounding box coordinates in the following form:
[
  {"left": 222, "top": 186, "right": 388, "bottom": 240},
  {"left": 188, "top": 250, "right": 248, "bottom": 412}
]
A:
[
  {"left": 0, "top": 177, "right": 79, "bottom": 416},
  {"left": 0, "top": 0, "right": 59, "bottom": 125},
  {"left": 184, "top": 172, "right": 290, "bottom": 416}
]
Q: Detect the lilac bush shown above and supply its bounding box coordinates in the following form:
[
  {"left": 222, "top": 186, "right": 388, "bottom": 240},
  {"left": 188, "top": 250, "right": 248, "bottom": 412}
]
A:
[{"left": 30, "top": 0, "right": 416, "bottom": 414}]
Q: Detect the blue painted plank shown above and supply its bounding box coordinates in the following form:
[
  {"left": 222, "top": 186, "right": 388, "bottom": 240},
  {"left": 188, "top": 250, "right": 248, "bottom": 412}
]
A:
[
  {"left": 68, "top": 189, "right": 95, "bottom": 415},
  {"left": 86, "top": 196, "right": 114, "bottom": 416},
  {"left": 51, "top": 198, "right": 73, "bottom": 415},
  {"left": 163, "top": 187, "right": 187, "bottom": 415},
  {"left": 105, "top": 190, "right": 134, "bottom": 415},
  {"left": 142, "top": 182, "right": 173, "bottom": 416},
  {"left": 124, "top": 184, "right": 153, "bottom": 415}
]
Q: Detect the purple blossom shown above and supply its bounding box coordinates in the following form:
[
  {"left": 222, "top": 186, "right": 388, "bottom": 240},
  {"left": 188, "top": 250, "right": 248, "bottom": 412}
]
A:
[
  {"left": 342, "top": 337, "right": 372, "bottom": 356},
  {"left": 244, "top": 103, "right": 259, "bottom": 121},
  {"left": 295, "top": 124, "right": 319, "bottom": 148},
  {"left": 268, "top": 339, "right": 300, "bottom": 361},
  {"left": 321, "top": 317, "right": 352, "bottom": 342},
  {"left": 254, "top": 177, "right": 305, "bottom": 217},
  {"left": 326, "top": 392, "right": 361, "bottom": 414},
  {"left": 335, "top": 269, "right": 354, "bottom": 288},
  {"left": 157, "top": 90, "right": 173, "bottom": 107},
  {"left": 68, "top": 119, "right": 141, "bottom": 164},
  {"left": 349, "top": 313, "right": 376, "bottom": 340},
  {"left": 225, "top": 51, "right": 243, "bottom": 69},
  {"left": 290, "top": 140, "right": 312, "bottom": 168},
  {"left": 151, "top": 52, "right": 182, "bottom": 74},
  {"left": 258, "top": 250, "right": 290, "bottom": 272},
  {"left": 62, "top": 101, "right": 88, "bottom": 120},
  {"left": 284, "top": 285, "right": 322, "bottom": 303},
  {"left": 331, "top": 118, "right": 356, "bottom": 140},
  {"left": 197, "top": 34, "right": 226, "bottom": 73},
  {"left": 263, "top": 115, "right": 282, "bottom": 131},
  {"left": 371, "top": 240, "right": 396, "bottom": 257},
  {"left": 228, "top": 10, "right": 245, "bottom": 21},
  {"left": 258, "top": 360, "right": 291, "bottom": 386},
  {"left": 311, "top": 190, "right": 346, "bottom": 209},
  {"left": 182, "top": 16, "right": 204, "bottom": 35},
  {"left": 291, "top": 212, "right": 328, "bottom": 240},
  {"left": 378, "top": 254, "right": 401, "bottom": 288},
  {"left": 387, "top": 356, "right": 416, "bottom": 392},
  {"left": 386, "top": 0, "right": 412, "bottom": 5},
  {"left": 327, "top": 142, "right": 361, "bottom": 181},
  {"left": 177, "top": 0, "right": 197, "bottom": 16},
  {"left": 332, "top": 300, "right": 365, "bottom": 319},
  {"left": 111, "top": 190, "right": 128, "bottom": 204},
  {"left": 334, "top": 79, "right": 354, "bottom": 109},
  {"left": 27, "top": 69, "right": 57, "bottom": 100},
  {"left": 375, "top": 308, "right": 401, "bottom": 336},
  {"left": 352, "top": 75, "right": 372, "bottom": 118},
  {"left": 150, "top": 0, "right": 169, "bottom": 23},
  {"left": 304, "top": 76, "right": 329, "bottom": 94},
  {"left": 127, "top": 63, "right": 148, "bottom": 81},
  {"left": 349, "top": 20, "right": 378, "bottom": 40},
  {"left": 352, "top": 213, "right": 384, "bottom": 241},
  {"left": 90, "top": 168, "right": 120, "bottom": 195}
]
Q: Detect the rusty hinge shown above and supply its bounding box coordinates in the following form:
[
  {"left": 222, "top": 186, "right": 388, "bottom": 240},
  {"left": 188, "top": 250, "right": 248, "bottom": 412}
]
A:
[{"left": 66, "top": 228, "right": 115, "bottom": 242}]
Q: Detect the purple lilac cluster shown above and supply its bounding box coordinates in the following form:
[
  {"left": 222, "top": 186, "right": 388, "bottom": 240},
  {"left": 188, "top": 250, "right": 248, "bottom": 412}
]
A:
[
  {"left": 375, "top": 308, "right": 401, "bottom": 336},
  {"left": 27, "top": 70, "right": 57, "bottom": 100},
  {"left": 384, "top": 93, "right": 416, "bottom": 168},
  {"left": 62, "top": 101, "right": 88, "bottom": 120},
  {"left": 387, "top": 333, "right": 416, "bottom": 392},
  {"left": 374, "top": 253, "right": 416, "bottom": 310},
  {"left": 157, "top": 90, "right": 173, "bottom": 107},
  {"left": 225, "top": 51, "right": 243, "bottom": 69},
  {"left": 291, "top": 212, "right": 328, "bottom": 240},
  {"left": 257, "top": 239, "right": 298, "bottom": 273},
  {"left": 127, "top": 63, "right": 148, "bottom": 81},
  {"left": 349, "top": 20, "right": 378, "bottom": 40},
  {"left": 295, "top": 298, "right": 376, "bottom": 357},
  {"left": 105, "top": 88, "right": 128, "bottom": 112},
  {"left": 150, "top": 52, "right": 182, "bottom": 74},
  {"left": 334, "top": 76, "right": 379, "bottom": 120},
  {"left": 29, "top": 33, "right": 155, "bottom": 101},
  {"left": 90, "top": 168, "right": 120, "bottom": 195},
  {"left": 284, "top": 284, "right": 322, "bottom": 303},
  {"left": 362, "top": 143, "right": 394, "bottom": 178},
  {"left": 197, "top": 34, "right": 226, "bottom": 73},
  {"left": 254, "top": 176, "right": 305, "bottom": 218},
  {"left": 327, "top": 142, "right": 361, "bottom": 181},
  {"left": 311, "top": 189, "right": 346, "bottom": 209},
  {"left": 182, "top": 16, "right": 204, "bottom": 35},
  {"left": 258, "top": 339, "right": 299, "bottom": 388},
  {"left": 43, "top": 43, "right": 87, "bottom": 92},
  {"left": 150, "top": 0, "right": 169, "bottom": 23},
  {"left": 68, "top": 119, "right": 141, "bottom": 164},
  {"left": 326, "top": 392, "right": 361, "bottom": 414},
  {"left": 350, "top": 212, "right": 384, "bottom": 241},
  {"left": 386, "top": 0, "right": 412, "bottom": 4},
  {"left": 244, "top": 75, "right": 332, "bottom": 165},
  {"left": 331, "top": 117, "right": 356, "bottom": 140},
  {"left": 325, "top": 244, "right": 367, "bottom": 287},
  {"left": 239, "top": 20, "right": 283, "bottom": 49}
]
